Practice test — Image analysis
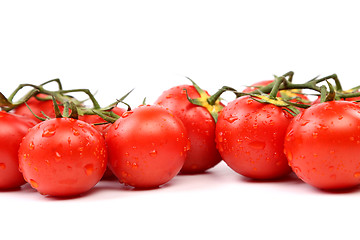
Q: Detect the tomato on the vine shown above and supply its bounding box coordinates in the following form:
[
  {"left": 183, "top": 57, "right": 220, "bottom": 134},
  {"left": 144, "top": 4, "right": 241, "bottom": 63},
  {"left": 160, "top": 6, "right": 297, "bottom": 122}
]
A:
[
  {"left": 0, "top": 111, "right": 36, "bottom": 189},
  {"left": 18, "top": 117, "right": 107, "bottom": 197},
  {"left": 216, "top": 95, "right": 294, "bottom": 179},
  {"left": 14, "top": 94, "right": 61, "bottom": 123},
  {"left": 106, "top": 105, "right": 190, "bottom": 188},
  {"left": 243, "top": 80, "right": 309, "bottom": 105},
  {"left": 284, "top": 100, "right": 360, "bottom": 190},
  {"left": 155, "top": 85, "right": 222, "bottom": 173}
]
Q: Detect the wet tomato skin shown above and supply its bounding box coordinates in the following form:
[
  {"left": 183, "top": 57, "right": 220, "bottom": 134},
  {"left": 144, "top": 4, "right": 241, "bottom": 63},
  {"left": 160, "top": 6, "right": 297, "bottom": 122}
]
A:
[
  {"left": 78, "top": 107, "right": 126, "bottom": 180},
  {"left": 284, "top": 101, "right": 360, "bottom": 190},
  {"left": 18, "top": 118, "right": 107, "bottom": 197},
  {"left": 216, "top": 96, "right": 293, "bottom": 179},
  {"left": 0, "top": 111, "right": 36, "bottom": 189},
  {"left": 106, "top": 105, "right": 189, "bottom": 188},
  {"left": 155, "top": 85, "right": 222, "bottom": 173}
]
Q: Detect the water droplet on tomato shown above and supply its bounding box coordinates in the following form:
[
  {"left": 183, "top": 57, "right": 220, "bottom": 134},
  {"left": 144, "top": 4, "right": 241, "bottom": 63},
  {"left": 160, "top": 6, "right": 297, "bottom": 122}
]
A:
[
  {"left": 312, "top": 132, "right": 319, "bottom": 139},
  {"left": 122, "top": 111, "right": 133, "bottom": 118},
  {"left": 354, "top": 172, "right": 360, "bottom": 178},
  {"left": 132, "top": 162, "right": 138, "bottom": 169},
  {"left": 42, "top": 126, "right": 57, "bottom": 137},
  {"left": 285, "top": 129, "right": 294, "bottom": 142},
  {"left": 186, "top": 141, "right": 191, "bottom": 151},
  {"left": 350, "top": 136, "right": 355, "bottom": 141},
  {"left": 217, "top": 132, "right": 224, "bottom": 143},
  {"left": 338, "top": 115, "right": 344, "bottom": 120},
  {"left": 217, "top": 144, "right": 224, "bottom": 153},
  {"left": 249, "top": 141, "right": 265, "bottom": 150},
  {"left": 149, "top": 150, "right": 157, "bottom": 157},
  {"left": 225, "top": 115, "right": 238, "bottom": 123},
  {"left": 29, "top": 179, "right": 39, "bottom": 188},
  {"left": 293, "top": 166, "right": 301, "bottom": 174},
  {"left": 45, "top": 159, "right": 50, "bottom": 166},
  {"left": 0, "top": 163, "right": 6, "bottom": 170},
  {"left": 84, "top": 164, "right": 94, "bottom": 176},
  {"left": 300, "top": 120, "right": 310, "bottom": 126},
  {"left": 286, "top": 151, "right": 293, "bottom": 161},
  {"left": 29, "top": 141, "right": 35, "bottom": 150},
  {"left": 72, "top": 128, "right": 80, "bottom": 136},
  {"left": 55, "top": 152, "right": 62, "bottom": 162},
  {"left": 329, "top": 150, "right": 335, "bottom": 155}
]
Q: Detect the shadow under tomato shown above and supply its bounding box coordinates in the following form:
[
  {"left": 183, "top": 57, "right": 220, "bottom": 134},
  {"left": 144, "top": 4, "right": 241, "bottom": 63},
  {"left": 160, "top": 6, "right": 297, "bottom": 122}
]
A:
[
  {"left": 0, "top": 186, "right": 23, "bottom": 192},
  {"left": 314, "top": 185, "right": 360, "bottom": 195},
  {"left": 239, "top": 172, "right": 304, "bottom": 184}
]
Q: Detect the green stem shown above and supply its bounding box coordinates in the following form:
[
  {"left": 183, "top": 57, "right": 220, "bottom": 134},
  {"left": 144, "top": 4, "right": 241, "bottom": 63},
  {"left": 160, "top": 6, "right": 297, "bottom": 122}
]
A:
[
  {"left": 56, "top": 89, "right": 100, "bottom": 109},
  {"left": 312, "top": 74, "right": 343, "bottom": 92},
  {"left": 269, "top": 76, "right": 285, "bottom": 99},
  {"left": 320, "top": 85, "right": 328, "bottom": 103},
  {"left": 207, "top": 86, "right": 237, "bottom": 105}
]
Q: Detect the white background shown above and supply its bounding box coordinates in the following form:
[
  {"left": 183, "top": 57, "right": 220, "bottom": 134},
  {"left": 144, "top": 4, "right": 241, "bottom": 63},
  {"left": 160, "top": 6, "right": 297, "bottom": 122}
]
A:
[{"left": 1, "top": 1, "right": 360, "bottom": 239}]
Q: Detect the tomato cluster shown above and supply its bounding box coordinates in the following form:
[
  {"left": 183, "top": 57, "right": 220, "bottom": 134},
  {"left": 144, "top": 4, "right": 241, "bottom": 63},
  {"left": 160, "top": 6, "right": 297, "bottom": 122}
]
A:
[{"left": 1, "top": 73, "right": 360, "bottom": 197}]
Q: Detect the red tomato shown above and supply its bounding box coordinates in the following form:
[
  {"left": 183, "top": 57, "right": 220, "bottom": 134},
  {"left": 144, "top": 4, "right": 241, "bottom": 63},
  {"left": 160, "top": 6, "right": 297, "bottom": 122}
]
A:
[
  {"left": 155, "top": 85, "right": 222, "bottom": 173},
  {"left": 284, "top": 101, "right": 360, "bottom": 190},
  {"left": 18, "top": 118, "right": 107, "bottom": 196},
  {"left": 216, "top": 96, "right": 293, "bottom": 179},
  {"left": 106, "top": 105, "right": 190, "bottom": 188},
  {"left": 242, "top": 80, "right": 274, "bottom": 93},
  {"left": 0, "top": 111, "right": 36, "bottom": 189},
  {"left": 14, "top": 94, "right": 61, "bottom": 123}
]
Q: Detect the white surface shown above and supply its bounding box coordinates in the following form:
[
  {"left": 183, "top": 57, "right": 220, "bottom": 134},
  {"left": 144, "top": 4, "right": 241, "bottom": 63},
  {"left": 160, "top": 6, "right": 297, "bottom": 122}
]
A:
[{"left": 1, "top": 1, "right": 360, "bottom": 239}]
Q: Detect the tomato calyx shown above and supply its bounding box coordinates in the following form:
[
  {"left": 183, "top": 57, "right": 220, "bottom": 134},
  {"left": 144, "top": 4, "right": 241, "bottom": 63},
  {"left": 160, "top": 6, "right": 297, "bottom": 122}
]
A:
[
  {"left": 184, "top": 77, "right": 227, "bottom": 122},
  {"left": 89, "top": 89, "right": 134, "bottom": 124},
  {"left": 25, "top": 96, "right": 79, "bottom": 121}
]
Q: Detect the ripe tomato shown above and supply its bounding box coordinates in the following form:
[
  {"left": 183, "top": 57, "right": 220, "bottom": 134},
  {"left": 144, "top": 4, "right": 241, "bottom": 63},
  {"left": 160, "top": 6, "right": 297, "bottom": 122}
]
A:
[
  {"left": 284, "top": 101, "right": 360, "bottom": 190},
  {"left": 242, "top": 80, "right": 274, "bottom": 93},
  {"left": 155, "top": 85, "right": 222, "bottom": 173},
  {"left": 14, "top": 94, "right": 60, "bottom": 123},
  {"left": 106, "top": 105, "right": 190, "bottom": 188},
  {"left": 18, "top": 117, "right": 107, "bottom": 197},
  {"left": 216, "top": 96, "right": 293, "bottom": 179},
  {"left": 0, "top": 111, "right": 36, "bottom": 189}
]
